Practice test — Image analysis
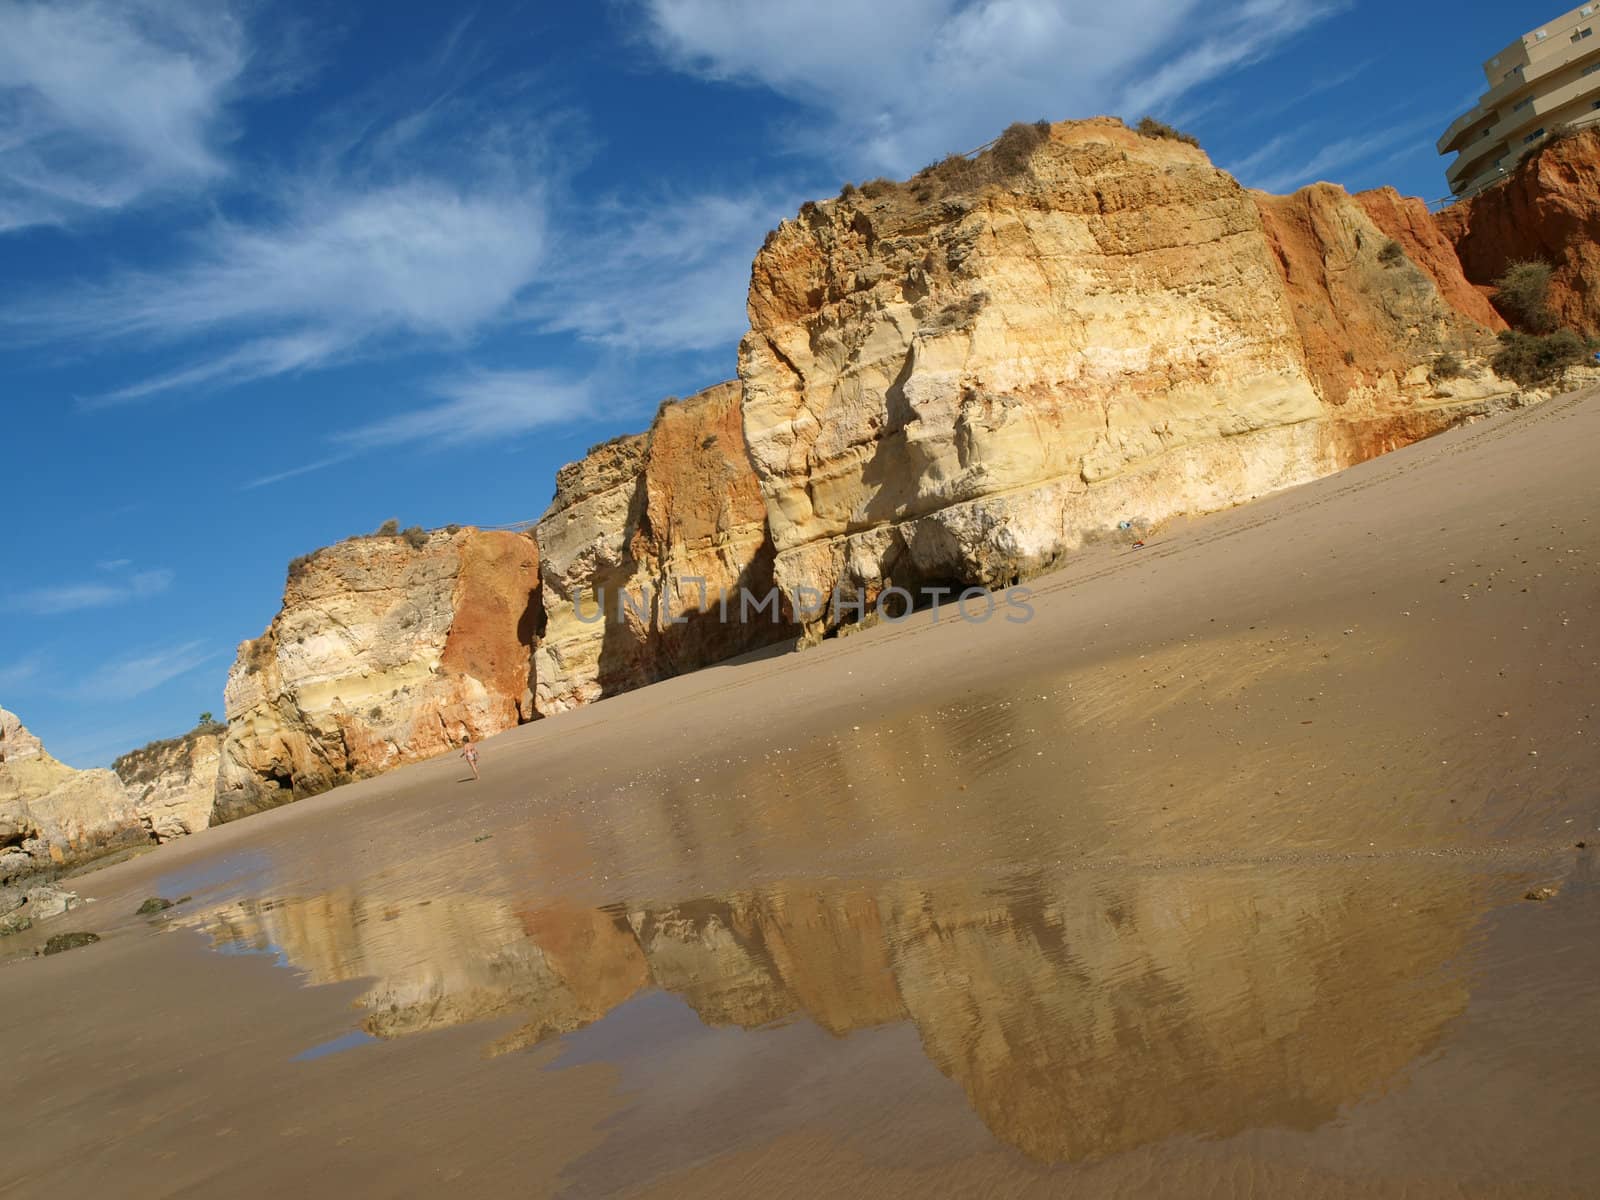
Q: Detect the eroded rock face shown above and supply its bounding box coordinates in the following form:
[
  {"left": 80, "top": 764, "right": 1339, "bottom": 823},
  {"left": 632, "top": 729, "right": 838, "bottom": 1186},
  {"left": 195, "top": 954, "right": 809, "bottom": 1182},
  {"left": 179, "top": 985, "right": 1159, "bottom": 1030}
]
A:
[
  {"left": 113, "top": 725, "right": 224, "bottom": 842},
  {"left": 1354, "top": 186, "right": 1506, "bottom": 331},
  {"left": 1435, "top": 126, "right": 1600, "bottom": 339},
  {"left": 0, "top": 706, "right": 147, "bottom": 882},
  {"left": 214, "top": 528, "right": 541, "bottom": 823},
  {"left": 739, "top": 118, "right": 1516, "bottom": 632},
  {"left": 533, "top": 382, "right": 795, "bottom": 714}
]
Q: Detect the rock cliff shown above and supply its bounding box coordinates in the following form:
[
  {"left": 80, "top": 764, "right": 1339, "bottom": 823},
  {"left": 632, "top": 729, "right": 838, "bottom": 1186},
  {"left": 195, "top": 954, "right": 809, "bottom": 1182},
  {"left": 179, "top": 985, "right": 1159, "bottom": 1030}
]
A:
[
  {"left": 91, "top": 117, "right": 1578, "bottom": 816},
  {"left": 1, "top": 706, "right": 146, "bottom": 882},
  {"left": 214, "top": 527, "right": 541, "bottom": 822},
  {"left": 739, "top": 118, "right": 1515, "bottom": 632},
  {"left": 533, "top": 381, "right": 795, "bottom": 714},
  {"left": 113, "top": 723, "right": 224, "bottom": 842},
  {"left": 1435, "top": 126, "right": 1600, "bottom": 339}
]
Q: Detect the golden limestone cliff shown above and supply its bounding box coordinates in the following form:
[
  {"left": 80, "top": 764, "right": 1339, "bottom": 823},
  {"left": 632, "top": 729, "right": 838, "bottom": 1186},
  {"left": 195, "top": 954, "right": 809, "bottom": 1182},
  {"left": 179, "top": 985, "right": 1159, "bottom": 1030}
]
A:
[
  {"left": 214, "top": 528, "right": 540, "bottom": 822},
  {"left": 532, "top": 380, "right": 795, "bottom": 715},
  {"left": 152, "top": 118, "right": 1591, "bottom": 814},
  {"left": 0, "top": 706, "right": 146, "bottom": 882},
  {"left": 739, "top": 118, "right": 1516, "bottom": 632},
  {"left": 112, "top": 722, "right": 225, "bottom": 842}
]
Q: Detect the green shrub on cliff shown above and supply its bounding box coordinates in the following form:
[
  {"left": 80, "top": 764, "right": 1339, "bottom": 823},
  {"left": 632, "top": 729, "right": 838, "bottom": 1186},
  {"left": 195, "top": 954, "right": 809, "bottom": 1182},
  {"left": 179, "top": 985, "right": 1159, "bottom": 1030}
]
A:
[
  {"left": 1491, "top": 328, "right": 1592, "bottom": 386},
  {"left": 1494, "top": 260, "right": 1556, "bottom": 333},
  {"left": 402, "top": 525, "right": 429, "bottom": 550},
  {"left": 907, "top": 121, "right": 1052, "bottom": 202},
  {"left": 1135, "top": 116, "right": 1200, "bottom": 148}
]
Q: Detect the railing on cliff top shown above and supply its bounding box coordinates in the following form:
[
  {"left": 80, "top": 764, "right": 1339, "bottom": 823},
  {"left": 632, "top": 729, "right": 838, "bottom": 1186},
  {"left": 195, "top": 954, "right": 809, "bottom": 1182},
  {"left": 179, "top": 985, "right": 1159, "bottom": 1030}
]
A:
[
  {"left": 1431, "top": 110, "right": 1600, "bottom": 211},
  {"left": 480, "top": 519, "right": 540, "bottom": 532}
]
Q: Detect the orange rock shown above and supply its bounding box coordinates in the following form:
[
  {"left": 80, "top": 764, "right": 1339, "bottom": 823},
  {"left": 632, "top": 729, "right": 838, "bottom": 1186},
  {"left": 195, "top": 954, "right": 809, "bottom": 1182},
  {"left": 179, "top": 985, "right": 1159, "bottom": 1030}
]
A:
[
  {"left": 1436, "top": 126, "right": 1600, "bottom": 338},
  {"left": 214, "top": 528, "right": 540, "bottom": 821},
  {"left": 1355, "top": 186, "right": 1506, "bottom": 330}
]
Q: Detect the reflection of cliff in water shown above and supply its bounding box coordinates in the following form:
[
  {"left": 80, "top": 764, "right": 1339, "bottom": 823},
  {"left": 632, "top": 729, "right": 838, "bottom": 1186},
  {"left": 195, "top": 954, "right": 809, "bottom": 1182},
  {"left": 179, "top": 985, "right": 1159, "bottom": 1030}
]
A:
[{"left": 194, "top": 861, "right": 1481, "bottom": 1163}]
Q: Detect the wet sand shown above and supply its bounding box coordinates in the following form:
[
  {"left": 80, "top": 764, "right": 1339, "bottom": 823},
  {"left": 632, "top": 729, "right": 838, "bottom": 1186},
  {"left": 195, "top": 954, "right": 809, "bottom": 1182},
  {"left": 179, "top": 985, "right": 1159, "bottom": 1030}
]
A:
[{"left": 4, "top": 388, "right": 1599, "bottom": 1198}]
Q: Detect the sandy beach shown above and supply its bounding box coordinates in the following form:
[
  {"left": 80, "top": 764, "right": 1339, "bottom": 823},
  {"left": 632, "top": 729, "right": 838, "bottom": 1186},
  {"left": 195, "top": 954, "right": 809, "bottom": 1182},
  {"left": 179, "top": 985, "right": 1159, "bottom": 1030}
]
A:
[{"left": 5, "top": 386, "right": 1598, "bottom": 1198}]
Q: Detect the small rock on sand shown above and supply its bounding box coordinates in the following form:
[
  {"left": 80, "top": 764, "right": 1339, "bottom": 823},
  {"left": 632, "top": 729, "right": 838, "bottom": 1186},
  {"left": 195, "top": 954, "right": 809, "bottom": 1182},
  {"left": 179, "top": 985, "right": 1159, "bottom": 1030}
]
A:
[{"left": 41, "top": 931, "right": 100, "bottom": 955}]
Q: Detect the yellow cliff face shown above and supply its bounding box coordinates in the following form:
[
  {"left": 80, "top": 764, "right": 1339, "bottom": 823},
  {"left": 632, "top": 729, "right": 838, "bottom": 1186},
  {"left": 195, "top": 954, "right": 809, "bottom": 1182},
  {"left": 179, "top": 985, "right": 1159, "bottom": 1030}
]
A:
[
  {"left": 112, "top": 724, "right": 224, "bottom": 842},
  {"left": 1, "top": 705, "right": 146, "bottom": 881},
  {"left": 532, "top": 381, "right": 795, "bottom": 715},
  {"left": 193, "top": 118, "right": 1575, "bottom": 797},
  {"left": 739, "top": 118, "right": 1517, "bottom": 633},
  {"left": 213, "top": 528, "right": 540, "bottom": 822}
]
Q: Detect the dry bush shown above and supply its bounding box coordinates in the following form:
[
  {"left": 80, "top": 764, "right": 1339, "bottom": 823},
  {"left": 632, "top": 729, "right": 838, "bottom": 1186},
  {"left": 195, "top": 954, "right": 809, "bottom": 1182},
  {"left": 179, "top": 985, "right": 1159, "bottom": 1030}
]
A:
[
  {"left": 1491, "top": 328, "right": 1592, "bottom": 385},
  {"left": 907, "top": 120, "right": 1052, "bottom": 203},
  {"left": 1135, "top": 116, "right": 1201, "bottom": 147},
  {"left": 1494, "top": 260, "right": 1556, "bottom": 333}
]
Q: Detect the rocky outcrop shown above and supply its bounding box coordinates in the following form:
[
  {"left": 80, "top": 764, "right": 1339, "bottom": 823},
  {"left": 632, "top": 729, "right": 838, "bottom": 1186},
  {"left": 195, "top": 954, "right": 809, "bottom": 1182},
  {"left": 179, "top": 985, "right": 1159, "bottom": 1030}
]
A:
[
  {"left": 76, "top": 118, "right": 1567, "bottom": 819},
  {"left": 113, "top": 724, "right": 224, "bottom": 842},
  {"left": 1353, "top": 186, "right": 1506, "bottom": 330},
  {"left": 533, "top": 381, "right": 796, "bottom": 714},
  {"left": 214, "top": 528, "right": 541, "bottom": 823},
  {"left": 1435, "top": 126, "right": 1600, "bottom": 339},
  {"left": 739, "top": 118, "right": 1517, "bottom": 633},
  {"left": 1, "top": 706, "right": 146, "bottom": 882}
]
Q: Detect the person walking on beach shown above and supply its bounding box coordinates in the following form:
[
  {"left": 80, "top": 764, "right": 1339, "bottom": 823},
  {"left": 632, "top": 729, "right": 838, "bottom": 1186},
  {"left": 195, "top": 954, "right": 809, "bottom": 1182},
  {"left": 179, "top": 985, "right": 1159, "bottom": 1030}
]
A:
[{"left": 461, "top": 739, "right": 480, "bottom": 781}]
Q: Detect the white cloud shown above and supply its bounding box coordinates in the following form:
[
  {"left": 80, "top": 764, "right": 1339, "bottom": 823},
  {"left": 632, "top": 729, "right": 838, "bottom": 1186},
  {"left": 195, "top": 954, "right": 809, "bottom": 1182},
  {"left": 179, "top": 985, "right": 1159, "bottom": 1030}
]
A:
[
  {"left": 73, "top": 639, "right": 214, "bottom": 700},
  {"left": 0, "top": 0, "right": 247, "bottom": 231},
  {"left": 336, "top": 369, "right": 596, "bottom": 449},
  {"left": 0, "top": 655, "right": 41, "bottom": 691},
  {"left": 5, "top": 568, "right": 172, "bottom": 614},
  {"left": 635, "top": 0, "right": 1341, "bottom": 176},
  {"left": 240, "top": 453, "right": 354, "bottom": 491},
  {"left": 33, "top": 176, "right": 548, "bottom": 402},
  {"left": 527, "top": 187, "right": 802, "bottom": 353},
  {"left": 4, "top": 38, "right": 564, "bottom": 403},
  {"left": 1232, "top": 112, "right": 1446, "bottom": 193}
]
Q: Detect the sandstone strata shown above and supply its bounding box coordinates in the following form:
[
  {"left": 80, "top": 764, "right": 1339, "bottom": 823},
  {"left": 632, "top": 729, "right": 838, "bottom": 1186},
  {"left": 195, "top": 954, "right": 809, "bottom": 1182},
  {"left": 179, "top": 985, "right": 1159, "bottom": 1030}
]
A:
[
  {"left": 214, "top": 528, "right": 540, "bottom": 822},
  {"left": 533, "top": 381, "right": 795, "bottom": 714},
  {"left": 113, "top": 724, "right": 224, "bottom": 841},
  {"left": 1436, "top": 126, "right": 1600, "bottom": 338},
  {"left": 137, "top": 118, "right": 1579, "bottom": 812},
  {"left": 739, "top": 119, "right": 1515, "bottom": 634},
  {"left": 1, "top": 706, "right": 146, "bottom": 882}
]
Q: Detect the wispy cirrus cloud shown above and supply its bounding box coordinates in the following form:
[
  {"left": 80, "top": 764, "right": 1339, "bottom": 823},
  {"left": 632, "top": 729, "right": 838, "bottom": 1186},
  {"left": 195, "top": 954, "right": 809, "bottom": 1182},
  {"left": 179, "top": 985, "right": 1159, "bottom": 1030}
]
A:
[
  {"left": 5, "top": 17, "right": 564, "bottom": 404},
  {"left": 0, "top": 655, "right": 42, "bottom": 692},
  {"left": 1229, "top": 111, "right": 1448, "bottom": 193},
  {"left": 72, "top": 639, "right": 214, "bottom": 700},
  {"left": 30, "top": 173, "right": 550, "bottom": 405},
  {"left": 526, "top": 186, "right": 805, "bottom": 353},
  {"left": 236, "top": 369, "right": 598, "bottom": 488},
  {"left": 5, "top": 567, "right": 172, "bottom": 615},
  {"left": 0, "top": 0, "right": 250, "bottom": 232},
  {"left": 633, "top": 0, "right": 1342, "bottom": 176},
  {"left": 336, "top": 368, "right": 597, "bottom": 450}
]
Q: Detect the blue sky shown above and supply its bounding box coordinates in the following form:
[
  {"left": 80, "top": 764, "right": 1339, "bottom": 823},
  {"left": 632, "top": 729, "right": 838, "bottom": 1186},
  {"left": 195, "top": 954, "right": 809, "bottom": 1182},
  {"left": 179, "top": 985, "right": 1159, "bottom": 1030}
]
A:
[{"left": 0, "top": 0, "right": 1545, "bottom": 765}]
